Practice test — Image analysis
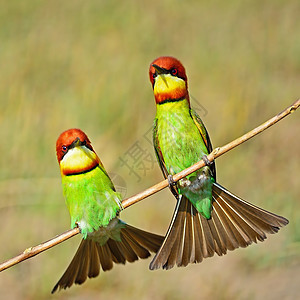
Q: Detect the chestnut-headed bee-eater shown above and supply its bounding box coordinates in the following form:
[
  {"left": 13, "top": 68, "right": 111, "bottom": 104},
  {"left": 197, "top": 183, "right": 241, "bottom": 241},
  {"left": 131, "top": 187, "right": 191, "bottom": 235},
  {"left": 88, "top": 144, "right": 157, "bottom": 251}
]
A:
[
  {"left": 148, "top": 56, "right": 288, "bottom": 270},
  {"left": 52, "top": 128, "right": 163, "bottom": 292}
]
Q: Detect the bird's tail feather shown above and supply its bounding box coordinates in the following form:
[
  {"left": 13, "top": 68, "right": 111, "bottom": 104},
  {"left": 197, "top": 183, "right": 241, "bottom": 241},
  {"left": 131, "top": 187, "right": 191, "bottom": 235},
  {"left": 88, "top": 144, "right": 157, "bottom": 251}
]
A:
[
  {"left": 149, "top": 182, "right": 288, "bottom": 270},
  {"left": 52, "top": 223, "right": 164, "bottom": 293}
]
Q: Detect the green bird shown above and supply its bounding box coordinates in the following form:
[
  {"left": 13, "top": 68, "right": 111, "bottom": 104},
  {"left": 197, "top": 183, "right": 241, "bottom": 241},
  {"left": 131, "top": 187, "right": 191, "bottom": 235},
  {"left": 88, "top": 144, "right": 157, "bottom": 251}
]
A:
[
  {"left": 148, "top": 56, "right": 289, "bottom": 270},
  {"left": 53, "top": 128, "right": 163, "bottom": 292}
]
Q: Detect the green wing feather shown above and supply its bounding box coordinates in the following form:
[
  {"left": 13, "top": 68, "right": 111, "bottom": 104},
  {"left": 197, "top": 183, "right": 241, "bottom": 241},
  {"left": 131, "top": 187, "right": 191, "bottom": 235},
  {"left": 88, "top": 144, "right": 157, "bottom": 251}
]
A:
[
  {"left": 190, "top": 109, "right": 216, "bottom": 180},
  {"left": 153, "top": 118, "right": 180, "bottom": 197},
  {"left": 153, "top": 118, "right": 169, "bottom": 180}
]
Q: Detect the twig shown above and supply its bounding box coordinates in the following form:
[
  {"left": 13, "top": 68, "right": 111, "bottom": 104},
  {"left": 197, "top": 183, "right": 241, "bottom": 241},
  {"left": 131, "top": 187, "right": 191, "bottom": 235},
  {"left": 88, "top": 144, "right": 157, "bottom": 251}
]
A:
[
  {"left": 122, "top": 99, "right": 300, "bottom": 208},
  {"left": 0, "top": 228, "right": 80, "bottom": 272},
  {"left": 0, "top": 99, "right": 299, "bottom": 273}
]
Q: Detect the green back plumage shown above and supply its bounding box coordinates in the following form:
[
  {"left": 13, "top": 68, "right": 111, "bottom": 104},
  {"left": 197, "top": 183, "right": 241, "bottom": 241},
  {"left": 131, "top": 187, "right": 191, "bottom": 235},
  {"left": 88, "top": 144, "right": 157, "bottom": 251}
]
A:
[{"left": 62, "top": 165, "right": 122, "bottom": 238}]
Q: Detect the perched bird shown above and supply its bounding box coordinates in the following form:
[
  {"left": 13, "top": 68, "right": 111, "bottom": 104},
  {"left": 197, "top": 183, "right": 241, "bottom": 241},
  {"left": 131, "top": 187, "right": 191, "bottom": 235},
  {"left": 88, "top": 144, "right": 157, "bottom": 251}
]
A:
[
  {"left": 148, "top": 56, "right": 288, "bottom": 270},
  {"left": 52, "top": 128, "right": 163, "bottom": 293}
]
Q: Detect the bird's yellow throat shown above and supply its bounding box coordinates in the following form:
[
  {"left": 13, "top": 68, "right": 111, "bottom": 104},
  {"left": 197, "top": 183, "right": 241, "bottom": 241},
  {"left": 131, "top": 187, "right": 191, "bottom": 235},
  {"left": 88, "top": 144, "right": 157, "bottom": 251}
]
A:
[
  {"left": 60, "top": 146, "right": 100, "bottom": 176},
  {"left": 154, "top": 74, "right": 187, "bottom": 104}
]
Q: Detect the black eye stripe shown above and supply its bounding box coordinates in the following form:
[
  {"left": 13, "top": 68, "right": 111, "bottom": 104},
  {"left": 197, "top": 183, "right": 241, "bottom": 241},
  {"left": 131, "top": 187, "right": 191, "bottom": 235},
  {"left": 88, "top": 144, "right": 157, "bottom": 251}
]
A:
[
  {"left": 86, "top": 144, "right": 93, "bottom": 151},
  {"left": 152, "top": 67, "right": 186, "bottom": 86},
  {"left": 61, "top": 146, "right": 68, "bottom": 160},
  {"left": 61, "top": 140, "right": 92, "bottom": 160}
]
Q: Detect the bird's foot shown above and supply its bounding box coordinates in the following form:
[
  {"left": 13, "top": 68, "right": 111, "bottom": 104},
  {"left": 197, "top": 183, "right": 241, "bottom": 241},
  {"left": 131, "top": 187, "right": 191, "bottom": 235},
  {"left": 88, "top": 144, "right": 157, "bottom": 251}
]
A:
[
  {"left": 202, "top": 155, "right": 213, "bottom": 166},
  {"left": 168, "top": 174, "right": 176, "bottom": 186},
  {"left": 167, "top": 174, "right": 179, "bottom": 199}
]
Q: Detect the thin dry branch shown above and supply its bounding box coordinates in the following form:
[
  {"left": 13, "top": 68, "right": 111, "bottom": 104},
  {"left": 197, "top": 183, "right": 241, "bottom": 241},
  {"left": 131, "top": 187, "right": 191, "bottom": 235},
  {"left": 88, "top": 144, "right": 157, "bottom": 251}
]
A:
[
  {"left": 122, "top": 99, "right": 300, "bottom": 209},
  {"left": 0, "top": 228, "right": 80, "bottom": 272},
  {"left": 0, "top": 99, "right": 299, "bottom": 273}
]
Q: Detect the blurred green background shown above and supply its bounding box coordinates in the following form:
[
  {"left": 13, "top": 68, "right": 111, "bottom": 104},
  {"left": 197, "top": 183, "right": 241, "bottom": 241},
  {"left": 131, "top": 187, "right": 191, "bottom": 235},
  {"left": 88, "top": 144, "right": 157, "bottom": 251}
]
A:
[{"left": 0, "top": 0, "right": 299, "bottom": 299}]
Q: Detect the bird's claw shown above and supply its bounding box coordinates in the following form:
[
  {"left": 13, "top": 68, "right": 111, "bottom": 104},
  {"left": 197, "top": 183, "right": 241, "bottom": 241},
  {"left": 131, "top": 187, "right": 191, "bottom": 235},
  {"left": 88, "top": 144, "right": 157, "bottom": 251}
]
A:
[
  {"left": 202, "top": 155, "right": 213, "bottom": 166},
  {"left": 168, "top": 174, "right": 176, "bottom": 187},
  {"left": 167, "top": 174, "right": 179, "bottom": 199}
]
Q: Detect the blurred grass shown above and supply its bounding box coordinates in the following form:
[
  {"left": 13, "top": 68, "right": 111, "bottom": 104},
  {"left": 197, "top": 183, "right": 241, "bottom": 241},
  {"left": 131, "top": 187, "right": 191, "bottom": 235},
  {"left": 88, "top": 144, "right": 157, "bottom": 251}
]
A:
[{"left": 0, "top": 0, "right": 299, "bottom": 299}]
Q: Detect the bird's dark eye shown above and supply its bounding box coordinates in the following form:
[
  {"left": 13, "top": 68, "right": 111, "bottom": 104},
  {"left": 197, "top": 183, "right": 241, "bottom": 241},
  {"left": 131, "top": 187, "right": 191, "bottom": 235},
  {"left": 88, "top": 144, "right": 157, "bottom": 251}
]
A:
[
  {"left": 62, "top": 145, "right": 67, "bottom": 152},
  {"left": 171, "top": 68, "right": 178, "bottom": 76},
  {"left": 152, "top": 72, "right": 157, "bottom": 79}
]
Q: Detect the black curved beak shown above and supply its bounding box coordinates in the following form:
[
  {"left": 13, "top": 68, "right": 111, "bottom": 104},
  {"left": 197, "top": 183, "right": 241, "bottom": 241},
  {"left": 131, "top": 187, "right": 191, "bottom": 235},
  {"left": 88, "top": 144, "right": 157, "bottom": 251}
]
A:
[
  {"left": 70, "top": 137, "right": 83, "bottom": 149},
  {"left": 152, "top": 64, "right": 169, "bottom": 75}
]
